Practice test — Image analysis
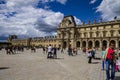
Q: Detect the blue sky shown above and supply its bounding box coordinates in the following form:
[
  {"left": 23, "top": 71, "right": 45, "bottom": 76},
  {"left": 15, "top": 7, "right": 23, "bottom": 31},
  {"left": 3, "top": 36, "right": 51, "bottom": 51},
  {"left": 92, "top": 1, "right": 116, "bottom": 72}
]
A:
[{"left": 0, "top": 0, "right": 120, "bottom": 41}]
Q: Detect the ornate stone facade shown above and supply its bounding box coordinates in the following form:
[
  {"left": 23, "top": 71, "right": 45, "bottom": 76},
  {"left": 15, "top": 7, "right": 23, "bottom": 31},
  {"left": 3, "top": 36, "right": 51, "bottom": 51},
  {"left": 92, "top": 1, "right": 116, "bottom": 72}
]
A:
[
  {"left": 57, "top": 15, "right": 120, "bottom": 49},
  {"left": 8, "top": 15, "right": 120, "bottom": 49}
]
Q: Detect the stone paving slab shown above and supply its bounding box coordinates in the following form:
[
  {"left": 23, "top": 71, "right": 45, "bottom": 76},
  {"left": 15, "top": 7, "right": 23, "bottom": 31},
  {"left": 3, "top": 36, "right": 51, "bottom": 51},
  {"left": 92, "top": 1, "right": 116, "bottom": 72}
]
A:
[{"left": 0, "top": 49, "right": 120, "bottom": 80}]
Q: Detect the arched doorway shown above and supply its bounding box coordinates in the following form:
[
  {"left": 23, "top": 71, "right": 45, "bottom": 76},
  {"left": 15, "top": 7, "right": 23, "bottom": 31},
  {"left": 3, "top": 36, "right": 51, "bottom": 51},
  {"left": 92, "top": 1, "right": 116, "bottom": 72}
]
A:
[
  {"left": 76, "top": 41, "right": 80, "bottom": 48},
  {"left": 110, "top": 40, "right": 116, "bottom": 44},
  {"left": 82, "top": 41, "right": 86, "bottom": 48},
  {"left": 88, "top": 41, "right": 93, "bottom": 48},
  {"left": 63, "top": 41, "right": 67, "bottom": 49},
  {"left": 102, "top": 40, "right": 107, "bottom": 47},
  {"left": 95, "top": 40, "right": 100, "bottom": 48}
]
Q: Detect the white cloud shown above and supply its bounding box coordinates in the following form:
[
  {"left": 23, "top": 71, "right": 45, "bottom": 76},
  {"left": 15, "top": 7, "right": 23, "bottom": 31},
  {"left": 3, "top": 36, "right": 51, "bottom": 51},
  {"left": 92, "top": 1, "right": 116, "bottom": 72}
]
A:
[
  {"left": 96, "top": 0, "right": 120, "bottom": 20},
  {"left": 56, "top": 0, "right": 67, "bottom": 4},
  {"left": 0, "top": 0, "right": 81, "bottom": 38},
  {"left": 90, "top": 0, "right": 97, "bottom": 4},
  {"left": 0, "top": 0, "right": 64, "bottom": 37},
  {"left": 39, "top": 0, "right": 67, "bottom": 4}
]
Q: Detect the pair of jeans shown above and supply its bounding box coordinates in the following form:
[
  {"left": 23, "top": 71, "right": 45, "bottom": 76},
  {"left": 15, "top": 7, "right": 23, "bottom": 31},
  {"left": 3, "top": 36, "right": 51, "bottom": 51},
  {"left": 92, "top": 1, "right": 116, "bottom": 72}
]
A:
[
  {"left": 68, "top": 52, "right": 73, "bottom": 56},
  {"left": 105, "top": 59, "right": 115, "bottom": 80},
  {"left": 102, "top": 60, "right": 105, "bottom": 70}
]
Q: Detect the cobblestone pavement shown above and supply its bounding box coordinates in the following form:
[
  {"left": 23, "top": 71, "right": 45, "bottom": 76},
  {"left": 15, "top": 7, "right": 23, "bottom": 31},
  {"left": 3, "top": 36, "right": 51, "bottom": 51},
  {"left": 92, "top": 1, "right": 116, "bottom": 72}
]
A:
[{"left": 0, "top": 49, "right": 120, "bottom": 80}]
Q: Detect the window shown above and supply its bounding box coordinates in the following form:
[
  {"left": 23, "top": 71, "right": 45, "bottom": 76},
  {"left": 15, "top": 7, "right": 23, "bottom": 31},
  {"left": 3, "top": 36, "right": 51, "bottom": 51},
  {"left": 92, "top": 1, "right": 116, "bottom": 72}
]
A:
[
  {"left": 118, "top": 30, "right": 120, "bottom": 36},
  {"left": 96, "top": 32, "right": 99, "bottom": 37},
  {"left": 103, "top": 31, "right": 106, "bottom": 37},
  {"left": 89, "top": 32, "right": 92, "bottom": 38},
  {"left": 84, "top": 33, "right": 86, "bottom": 38},
  {"left": 111, "top": 30, "right": 113, "bottom": 36}
]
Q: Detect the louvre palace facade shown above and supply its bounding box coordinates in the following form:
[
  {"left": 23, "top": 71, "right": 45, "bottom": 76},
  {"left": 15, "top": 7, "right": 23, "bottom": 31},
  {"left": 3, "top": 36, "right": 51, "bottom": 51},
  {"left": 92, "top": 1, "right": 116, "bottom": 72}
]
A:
[{"left": 8, "top": 15, "right": 120, "bottom": 49}]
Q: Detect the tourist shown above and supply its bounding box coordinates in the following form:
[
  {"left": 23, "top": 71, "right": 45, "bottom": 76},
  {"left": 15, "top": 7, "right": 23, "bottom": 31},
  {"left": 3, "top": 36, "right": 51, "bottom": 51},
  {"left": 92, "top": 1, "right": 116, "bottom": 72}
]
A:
[
  {"left": 87, "top": 48, "right": 93, "bottom": 63},
  {"left": 103, "top": 42, "right": 118, "bottom": 80},
  {"left": 118, "top": 48, "right": 120, "bottom": 57},
  {"left": 73, "top": 47, "right": 77, "bottom": 55},
  {"left": 101, "top": 46, "right": 106, "bottom": 70},
  {"left": 83, "top": 47, "right": 86, "bottom": 55},
  {"left": 52, "top": 45, "right": 57, "bottom": 59},
  {"left": 92, "top": 47, "right": 96, "bottom": 59},
  {"left": 9, "top": 45, "right": 14, "bottom": 54},
  {"left": 115, "top": 59, "right": 120, "bottom": 72},
  {"left": 47, "top": 44, "right": 52, "bottom": 58},
  {"left": 45, "top": 46, "right": 48, "bottom": 54},
  {"left": 31, "top": 46, "right": 36, "bottom": 53},
  {"left": 61, "top": 48, "right": 64, "bottom": 53},
  {"left": 42, "top": 46, "right": 45, "bottom": 54},
  {"left": 5, "top": 45, "right": 10, "bottom": 54},
  {"left": 68, "top": 45, "right": 73, "bottom": 56}
]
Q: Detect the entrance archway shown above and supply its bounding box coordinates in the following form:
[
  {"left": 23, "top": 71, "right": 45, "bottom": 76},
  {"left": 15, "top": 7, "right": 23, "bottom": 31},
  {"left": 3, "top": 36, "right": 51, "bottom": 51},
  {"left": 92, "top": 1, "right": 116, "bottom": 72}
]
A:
[
  {"left": 82, "top": 41, "right": 86, "bottom": 48},
  {"left": 88, "top": 41, "right": 93, "bottom": 48},
  {"left": 76, "top": 41, "right": 80, "bottom": 48},
  {"left": 63, "top": 41, "right": 67, "bottom": 49},
  {"left": 95, "top": 40, "right": 100, "bottom": 48},
  {"left": 102, "top": 40, "right": 107, "bottom": 47},
  {"left": 110, "top": 40, "right": 116, "bottom": 44}
]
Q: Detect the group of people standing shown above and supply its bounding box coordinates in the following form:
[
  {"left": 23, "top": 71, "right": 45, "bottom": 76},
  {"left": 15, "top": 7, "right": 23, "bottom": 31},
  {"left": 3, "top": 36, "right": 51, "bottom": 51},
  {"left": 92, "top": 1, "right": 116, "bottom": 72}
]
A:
[
  {"left": 5, "top": 45, "right": 24, "bottom": 54},
  {"left": 43, "top": 44, "right": 78, "bottom": 59},
  {"left": 67, "top": 45, "right": 78, "bottom": 56},
  {"left": 46, "top": 44, "right": 57, "bottom": 59}
]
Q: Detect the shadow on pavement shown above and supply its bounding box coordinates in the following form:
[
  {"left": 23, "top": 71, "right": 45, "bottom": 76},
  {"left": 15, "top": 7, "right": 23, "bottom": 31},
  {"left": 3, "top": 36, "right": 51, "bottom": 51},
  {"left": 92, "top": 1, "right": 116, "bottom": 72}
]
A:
[
  {"left": 92, "top": 62, "right": 100, "bottom": 64},
  {"left": 0, "top": 67, "right": 10, "bottom": 70},
  {"left": 55, "top": 58, "right": 64, "bottom": 60},
  {"left": 94, "top": 57, "right": 101, "bottom": 60}
]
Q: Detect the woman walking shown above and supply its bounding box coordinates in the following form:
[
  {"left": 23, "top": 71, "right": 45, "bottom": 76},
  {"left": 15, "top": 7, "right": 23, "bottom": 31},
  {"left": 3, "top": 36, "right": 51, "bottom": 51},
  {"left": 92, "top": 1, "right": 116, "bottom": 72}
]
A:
[
  {"left": 87, "top": 48, "right": 93, "bottom": 63},
  {"left": 101, "top": 46, "right": 106, "bottom": 70}
]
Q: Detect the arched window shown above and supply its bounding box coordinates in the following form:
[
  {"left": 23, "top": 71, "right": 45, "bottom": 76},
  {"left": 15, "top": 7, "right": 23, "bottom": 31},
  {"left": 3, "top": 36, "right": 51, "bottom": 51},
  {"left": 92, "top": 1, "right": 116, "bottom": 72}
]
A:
[
  {"left": 88, "top": 41, "right": 93, "bottom": 48},
  {"left": 76, "top": 41, "right": 80, "bottom": 48},
  {"left": 82, "top": 41, "right": 86, "bottom": 47}
]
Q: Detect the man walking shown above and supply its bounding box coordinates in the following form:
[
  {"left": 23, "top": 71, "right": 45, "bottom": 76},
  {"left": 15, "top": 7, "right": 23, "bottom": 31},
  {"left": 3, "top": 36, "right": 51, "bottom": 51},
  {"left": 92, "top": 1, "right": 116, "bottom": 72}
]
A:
[{"left": 103, "top": 42, "right": 118, "bottom": 80}]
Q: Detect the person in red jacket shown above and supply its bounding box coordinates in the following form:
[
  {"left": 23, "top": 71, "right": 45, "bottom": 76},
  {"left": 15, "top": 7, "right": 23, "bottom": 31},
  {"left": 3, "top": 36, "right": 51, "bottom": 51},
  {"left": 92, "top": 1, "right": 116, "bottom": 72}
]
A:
[{"left": 104, "top": 42, "right": 116, "bottom": 80}]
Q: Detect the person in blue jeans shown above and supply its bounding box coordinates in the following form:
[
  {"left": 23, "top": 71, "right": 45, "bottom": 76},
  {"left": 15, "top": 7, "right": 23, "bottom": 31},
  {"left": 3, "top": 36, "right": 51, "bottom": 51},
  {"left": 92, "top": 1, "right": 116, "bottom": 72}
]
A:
[
  {"left": 103, "top": 42, "right": 117, "bottom": 80},
  {"left": 101, "top": 46, "right": 106, "bottom": 70}
]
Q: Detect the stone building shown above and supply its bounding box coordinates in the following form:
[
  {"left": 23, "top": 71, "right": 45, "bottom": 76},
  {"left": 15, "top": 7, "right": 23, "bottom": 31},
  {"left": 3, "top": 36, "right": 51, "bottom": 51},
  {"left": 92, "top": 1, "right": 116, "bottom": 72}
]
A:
[
  {"left": 8, "top": 15, "right": 120, "bottom": 49},
  {"left": 57, "top": 15, "right": 120, "bottom": 49}
]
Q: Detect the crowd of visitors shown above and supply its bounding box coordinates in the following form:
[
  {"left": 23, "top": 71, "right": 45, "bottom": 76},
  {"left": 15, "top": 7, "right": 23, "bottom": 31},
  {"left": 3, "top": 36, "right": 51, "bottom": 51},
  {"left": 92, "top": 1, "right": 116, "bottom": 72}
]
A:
[{"left": 1, "top": 43, "right": 120, "bottom": 80}]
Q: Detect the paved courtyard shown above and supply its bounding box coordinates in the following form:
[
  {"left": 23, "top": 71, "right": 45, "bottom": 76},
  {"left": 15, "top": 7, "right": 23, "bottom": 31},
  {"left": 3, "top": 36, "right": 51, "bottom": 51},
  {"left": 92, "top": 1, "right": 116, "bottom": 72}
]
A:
[{"left": 0, "top": 49, "right": 120, "bottom": 80}]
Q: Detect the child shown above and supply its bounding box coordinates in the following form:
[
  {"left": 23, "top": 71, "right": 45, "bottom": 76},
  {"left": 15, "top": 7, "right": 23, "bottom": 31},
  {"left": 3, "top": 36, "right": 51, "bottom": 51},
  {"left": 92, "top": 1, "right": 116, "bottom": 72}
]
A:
[{"left": 115, "top": 59, "right": 120, "bottom": 72}]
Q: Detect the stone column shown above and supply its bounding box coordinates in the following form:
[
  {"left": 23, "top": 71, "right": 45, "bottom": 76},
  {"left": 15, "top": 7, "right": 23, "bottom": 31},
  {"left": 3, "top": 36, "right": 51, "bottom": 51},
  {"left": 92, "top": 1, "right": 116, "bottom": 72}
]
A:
[
  {"left": 100, "top": 40, "right": 102, "bottom": 50},
  {"left": 116, "top": 40, "right": 118, "bottom": 49},
  {"left": 107, "top": 41, "right": 110, "bottom": 48},
  {"left": 86, "top": 40, "right": 88, "bottom": 48},
  {"left": 80, "top": 41, "right": 82, "bottom": 49}
]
